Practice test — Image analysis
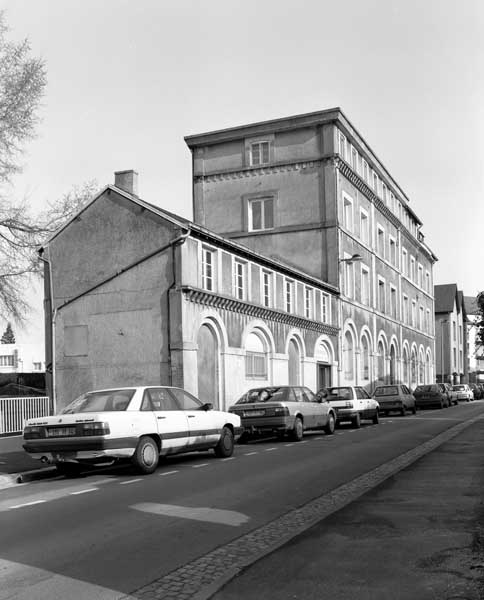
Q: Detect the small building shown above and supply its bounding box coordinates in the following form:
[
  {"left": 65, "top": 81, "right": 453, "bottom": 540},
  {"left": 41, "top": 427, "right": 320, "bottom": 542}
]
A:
[
  {"left": 40, "top": 171, "right": 339, "bottom": 411},
  {"left": 464, "top": 295, "right": 484, "bottom": 383},
  {"left": 0, "top": 343, "right": 44, "bottom": 373}
]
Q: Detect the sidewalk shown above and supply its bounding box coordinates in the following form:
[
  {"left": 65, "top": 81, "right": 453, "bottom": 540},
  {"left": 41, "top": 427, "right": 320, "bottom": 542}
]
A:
[
  {"left": 212, "top": 419, "right": 484, "bottom": 600},
  {"left": 0, "top": 435, "right": 55, "bottom": 487}
]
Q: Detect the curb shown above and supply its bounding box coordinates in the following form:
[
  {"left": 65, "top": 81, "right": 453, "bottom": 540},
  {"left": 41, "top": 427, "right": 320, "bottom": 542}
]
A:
[{"left": 0, "top": 466, "right": 57, "bottom": 488}]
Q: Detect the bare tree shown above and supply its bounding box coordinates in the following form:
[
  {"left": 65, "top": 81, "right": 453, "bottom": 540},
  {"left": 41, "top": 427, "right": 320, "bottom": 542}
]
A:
[{"left": 0, "top": 12, "right": 97, "bottom": 321}]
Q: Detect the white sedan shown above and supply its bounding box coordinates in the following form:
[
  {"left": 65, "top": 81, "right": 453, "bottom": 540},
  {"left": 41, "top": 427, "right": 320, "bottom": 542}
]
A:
[{"left": 23, "top": 386, "right": 242, "bottom": 475}]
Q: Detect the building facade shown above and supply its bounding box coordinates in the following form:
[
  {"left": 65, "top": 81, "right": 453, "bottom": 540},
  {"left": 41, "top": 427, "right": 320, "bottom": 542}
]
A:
[
  {"left": 464, "top": 295, "right": 484, "bottom": 383},
  {"left": 185, "top": 108, "right": 437, "bottom": 391},
  {"left": 0, "top": 343, "right": 44, "bottom": 374},
  {"left": 41, "top": 172, "right": 339, "bottom": 411}
]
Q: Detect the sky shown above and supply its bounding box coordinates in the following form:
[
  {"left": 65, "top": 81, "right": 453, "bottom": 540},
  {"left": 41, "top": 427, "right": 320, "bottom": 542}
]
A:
[{"left": 2, "top": 0, "right": 484, "bottom": 351}]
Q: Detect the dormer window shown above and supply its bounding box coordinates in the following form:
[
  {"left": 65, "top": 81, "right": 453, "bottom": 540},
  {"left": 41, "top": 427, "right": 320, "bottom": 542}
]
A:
[{"left": 250, "top": 141, "right": 270, "bottom": 166}]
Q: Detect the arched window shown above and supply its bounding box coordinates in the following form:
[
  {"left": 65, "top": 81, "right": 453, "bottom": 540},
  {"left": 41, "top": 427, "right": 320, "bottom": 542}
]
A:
[
  {"left": 288, "top": 338, "right": 301, "bottom": 385},
  {"left": 360, "top": 335, "right": 370, "bottom": 382},
  {"left": 245, "top": 332, "right": 267, "bottom": 379},
  {"left": 377, "top": 341, "right": 386, "bottom": 383},
  {"left": 403, "top": 347, "right": 410, "bottom": 386},
  {"left": 390, "top": 345, "right": 397, "bottom": 384},
  {"left": 343, "top": 331, "right": 354, "bottom": 381},
  {"left": 411, "top": 349, "right": 417, "bottom": 387},
  {"left": 419, "top": 351, "right": 425, "bottom": 384}
]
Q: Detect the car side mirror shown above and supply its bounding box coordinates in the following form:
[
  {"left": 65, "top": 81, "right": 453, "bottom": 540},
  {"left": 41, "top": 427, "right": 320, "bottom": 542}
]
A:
[{"left": 201, "top": 402, "right": 213, "bottom": 411}]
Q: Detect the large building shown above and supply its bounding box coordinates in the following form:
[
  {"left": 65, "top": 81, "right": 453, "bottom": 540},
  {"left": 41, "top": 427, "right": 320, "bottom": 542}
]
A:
[
  {"left": 185, "top": 108, "right": 437, "bottom": 390},
  {"left": 464, "top": 294, "right": 484, "bottom": 383}
]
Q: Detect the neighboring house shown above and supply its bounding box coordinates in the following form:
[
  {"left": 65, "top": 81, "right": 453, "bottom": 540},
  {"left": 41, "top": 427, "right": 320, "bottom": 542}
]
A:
[
  {"left": 0, "top": 343, "right": 44, "bottom": 373},
  {"left": 40, "top": 171, "right": 339, "bottom": 411},
  {"left": 434, "top": 284, "right": 468, "bottom": 384},
  {"left": 464, "top": 295, "right": 484, "bottom": 383},
  {"left": 185, "top": 108, "right": 437, "bottom": 390}
]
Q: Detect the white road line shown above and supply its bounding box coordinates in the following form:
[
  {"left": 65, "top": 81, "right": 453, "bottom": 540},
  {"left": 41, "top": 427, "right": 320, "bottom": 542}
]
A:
[
  {"left": 119, "top": 479, "right": 143, "bottom": 485},
  {"left": 244, "top": 452, "right": 258, "bottom": 456},
  {"left": 265, "top": 447, "right": 277, "bottom": 452},
  {"left": 284, "top": 443, "right": 294, "bottom": 447},
  {"left": 192, "top": 463, "right": 209, "bottom": 468},
  {"left": 300, "top": 441, "right": 308, "bottom": 444},
  {"left": 160, "top": 470, "right": 179, "bottom": 476},
  {"left": 10, "top": 500, "right": 46, "bottom": 509},
  {"left": 70, "top": 488, "right": 98, "bottom": 495},
  {"left": 221, "top": 457, "right": 235, "bottom": 461}
]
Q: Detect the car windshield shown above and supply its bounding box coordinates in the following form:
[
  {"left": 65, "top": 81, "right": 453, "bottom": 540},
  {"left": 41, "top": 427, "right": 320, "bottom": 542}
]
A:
[
  {"left": 414, "top": 385, "right": 438, "bottom": 393},
  {"left": 326, "top": 387, "right": 352, "bottom": 400},
  {"left": 452, "top": 385, "right": 465, "bottom": 391},
  {"left": 374, "top": 386, "right": 399, "bottom": 396},
  {"left": 236, "top": 388, "right": 286, "bottom": 404},
  {"left": 60, "top": 389, "right": 136, "bottom": 414}
]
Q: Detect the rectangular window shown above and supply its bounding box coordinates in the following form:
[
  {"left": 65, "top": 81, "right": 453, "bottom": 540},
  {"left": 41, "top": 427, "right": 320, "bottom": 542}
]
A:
[
  {"left": 262, "top": 270, "right": 273, "bottom": 308},
  {"left": 411, "top": 300, "right": 416, "bottom": 328},
  {"left": 426, "top": 309, "right": 430, "bottom": 333},
  {"left": 453, "top": 321, "right": 456, "bottom": 341},
  {"left": 202, "top": 247, "right": 215, "bottom": 291},
  {"left": 377, "top": 225, "right": 385, "bottom": 258},
  {"left": 410, "top": 257, "right": 416, "bottom": 281},
  {"left": 390, "top": 286, "right": 397, "bottom": 319},
  {"left": 402, "top": 248, "right": 408, "bottom": 277},
  {"left": 0, "top": 355, "right": 14, "bottom": 367},
  {"left": 418, "top": 264, "right": 423, "bottom": 288},
  {"left": 344, "top": 261, "right": 355, "bottom": 299},
  {"left": 351, "top": 146, "right": 358, "bottom": 172},
  {"left": 378, "top": 278, "right": 385, "bottom": 313},
  {"left": 343, "top": 192, "right": 353, "bottom": 231},
  {"left": 250, "top": 141, "right": 270, "bottom": 166},
  {"left": 403, "top": 295, "right": 409, "bottom": 325},
  {"left": 425, "top": 271, "right": 430, "bottom": 293},
  {"left": 373, "top": 171, "right": 379, "bottom": 194},
  {"left": 285, "top": 279, "right": 295, "bottom": 313},
  {"left": 389, "top": 237, "right": 397, "bottom": 266},
  {"left": 321, "top": 292, "right": 330, "bottom": 324},
  {"left": 245, "top": 352, "right": 267, "bottom": 378},
  {"left": 339, "top": 133, "right": 347, "bottom": 160},
  {"left": 362, "top": 159, "right": 369, "bottom": 183},
  {"left": 360, "top": 209, "right": 369, "bottom": 245},
  {"left": 304, "top": 286, "right": 313, "bottom": 319},
  {"left": 390, "top": 192, "right": 395, "bottom": 212},
  {"left": 419, "top": 306, "right": 424, "bottom": 331},
  {"left": 233, "top": 259, "right": 247, "bottom": 300},
  {"left": 248, "top": 197, "right": 274, "bottom": 231},
  {"left": 361, "top": 265, "right": 370, "bottom": 305},
  {"left": 382, "top": 182, "right": 387, "bottom": 205}
]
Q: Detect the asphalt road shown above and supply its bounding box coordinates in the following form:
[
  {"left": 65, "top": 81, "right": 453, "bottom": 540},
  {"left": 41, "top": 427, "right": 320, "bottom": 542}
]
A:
[{"left": 1, "top": 401, "right": 483, "bottom": 599}]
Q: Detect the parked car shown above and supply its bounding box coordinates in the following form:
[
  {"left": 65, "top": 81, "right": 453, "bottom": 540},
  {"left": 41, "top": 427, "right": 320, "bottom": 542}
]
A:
[
  {"left": 469, "top": 383, "right": 482, "bottom": 400},
  {"left": 229, "top": 386, "right": 336, "bottom": 442},
  {"left": 413, "top": 384, "right": 450, "bottom": 409},
  {"left": 438, "top": 382, "right": 457, "bottom": 406},
  {"left": 317, "top": 386, "right": 379, "bottom": 428},
  {"left": 373, "top": 384, "right": 416, "bottom": 416},
  {"left": 451, "top": 384, "right": 474, "bottom": 402},
  {"left": 23, "top": 386, "right": 242, "bottom": 475}
]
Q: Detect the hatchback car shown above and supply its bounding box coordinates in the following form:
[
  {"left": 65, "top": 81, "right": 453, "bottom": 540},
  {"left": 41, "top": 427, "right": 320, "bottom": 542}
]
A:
[
  {"left": 413, "top": 384, "right": 450, "bottom": 409},
  {"left": 228, "top": 386, "right": 336, "bottom": 442},
  {"left": 452, "top": 384, "right": 474, "bottom": 402},
  {"left": 23, "top": 386, "right": 242, "bottom": 475},
  {"left": 317, "top": 386, "right": 379, "bottom": 428},
  {"left": 438, "top": 382, "right": 456, "bottom": 406},
  {"left": 373, "top": 384, "right": 416, "bottom": 416}
]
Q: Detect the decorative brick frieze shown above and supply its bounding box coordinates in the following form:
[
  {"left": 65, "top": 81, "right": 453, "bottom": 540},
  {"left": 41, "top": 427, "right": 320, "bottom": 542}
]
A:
[{"left": 180, "top": 286, "right": 338, "bottom": 336}]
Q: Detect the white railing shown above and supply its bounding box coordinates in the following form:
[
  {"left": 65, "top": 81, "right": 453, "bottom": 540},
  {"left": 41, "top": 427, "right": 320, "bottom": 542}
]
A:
[{"left": 0, "top": 396, "right": 51, "bottom": 435}]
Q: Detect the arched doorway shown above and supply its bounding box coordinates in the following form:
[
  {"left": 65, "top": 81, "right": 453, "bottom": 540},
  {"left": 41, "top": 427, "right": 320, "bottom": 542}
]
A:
[
  {"left": 389, "top": 345, "right": 397, "bottom": 384},
  {"left": 360, "top": 334, "right": 371, "bottom": 386},
  {"left": 377, "top": 340, "right": 386, "bottom": 384},
  {"left": 343, "top": 330, "right": 355, "bottom": 383},
  {"left": 403, "top": 347, "right": 410, "bottom": 387},
  {"left": 197, "top": 324, "right": 219, "bottom": 408},
  {"left": 288, "top": 338, "right": 300, "bottom": 385}
]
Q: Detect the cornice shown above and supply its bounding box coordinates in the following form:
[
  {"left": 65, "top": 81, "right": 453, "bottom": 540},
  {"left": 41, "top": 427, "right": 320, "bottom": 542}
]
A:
[
  {"left": 193, "top": 158, "right": 323, "bottom": 183},
  {"left": 180, "top": 286, "right": 339, "bottom": 337}
]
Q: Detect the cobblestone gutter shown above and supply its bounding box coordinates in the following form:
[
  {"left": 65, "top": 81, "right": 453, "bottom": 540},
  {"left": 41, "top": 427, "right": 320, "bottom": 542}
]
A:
[{"left": 121, "top": 414, "right": 484, "bottom": 600}]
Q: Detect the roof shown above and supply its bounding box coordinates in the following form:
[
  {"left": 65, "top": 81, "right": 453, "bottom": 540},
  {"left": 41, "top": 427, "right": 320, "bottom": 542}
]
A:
[
  {"left": 434, "top": 284, "right": 460, "bottom": 314},
  {"left": 464, "top": 295, "right": 479, "bottom": 315}
]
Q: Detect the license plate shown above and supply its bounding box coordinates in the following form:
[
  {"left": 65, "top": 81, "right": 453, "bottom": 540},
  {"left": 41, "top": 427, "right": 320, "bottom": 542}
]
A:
[
  {"left": 47, "top": 427, "right": 76, "bottom": 437},
  {"left": 244, "top": 410, "right": 265, "bottom": 417}
]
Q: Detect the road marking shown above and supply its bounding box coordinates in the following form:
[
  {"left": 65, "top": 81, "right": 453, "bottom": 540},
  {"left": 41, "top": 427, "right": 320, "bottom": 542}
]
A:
[
  {"left": 192, "top": 463, "right": 209, "bottom": 468},
  {"left": 119, "top": 479, "right": 143, "bottom": 485},
  {"left": 131, "top": 502, "right": 250, "bottom": 526},
  {"left": 10, "top": 500, "right": 46, "bottom": 509},
  {"left": 265, "top": 447, "right": 277, "bottom": 452},
  {"left": 284, "top": 443, "right": 294, "bottom": 447},
  {"left": 70, "top": 488, "right": 98, "bottom": 495},
  {"left": 221, "top": 457, "right": 235, "bottom": 461},
  {"left": 300, "top": 440, "right": 308, "bottom": 444},
  {"left": 244, "top": 452, "right": 258, "bottom": 456},
  {"left": 160, "top": 470, "right": 179, "bottom": 476}
]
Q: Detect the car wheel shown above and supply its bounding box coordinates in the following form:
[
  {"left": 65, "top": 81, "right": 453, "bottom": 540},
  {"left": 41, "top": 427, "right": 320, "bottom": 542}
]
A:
[
  {"left": 400, "top": 405, "right": 406, "bottom": 416},
  {"left": 352, "top": 413, "right": 361, "bottom": 428},
  {"left": 55, "top": 462, "right": 81, "bottom": 477},
  {"left": 132, "top": 436, "right": 159, "bottom": 474},
  {"left": 372, "top": 410, "right": 379, "bottom": 425},
  {"left": 439, "top": 400, "right": 444, "bottom": 409},
  {"left": 214, "top": 426, "right": 234, "bottom": 457},
  {"left": 324, "top": 412, "right": 336, "bottom": 435},
  {"left": 412, "top": 404, "right": 417, "bottom": 415},
  {"left": 292, "top": 417, "right": 304, "bottom": 441}
]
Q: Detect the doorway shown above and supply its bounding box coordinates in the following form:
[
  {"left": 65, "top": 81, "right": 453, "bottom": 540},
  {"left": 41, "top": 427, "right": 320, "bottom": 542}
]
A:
[{"left": 317, "top": 363, "right": 332, "bottom": 390}]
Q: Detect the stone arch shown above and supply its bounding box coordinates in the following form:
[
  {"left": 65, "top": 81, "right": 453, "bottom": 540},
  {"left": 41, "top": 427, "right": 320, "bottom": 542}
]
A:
[
  {"left": 389, "top": 336, "right": 399, "bottom": 384},
  {"left": 425, "top": 347, "right": 432, "bottom": 383},
  {"left": 402, "top": 341, "right": 410, "bottom": 388},
  {"left": 359, "top": 326, "right": 373, "bottom": 387},
  {"left": 410, "top": 342, "right": 418, "bottom": 389},
  {"left": 196, "top": 315, "right": 227, "bottom": 409},
  {"left": 314, "top": 335, "right": 336, "bottom": 389},
  {"left": 285, "top": 330, "right": 305, "bottom": 386},
  {"left": 376, "top": 331, "right": 389, "bottom": 384},
  {"left": 342, "top": 323, "right": 357, "bottom": 384}
]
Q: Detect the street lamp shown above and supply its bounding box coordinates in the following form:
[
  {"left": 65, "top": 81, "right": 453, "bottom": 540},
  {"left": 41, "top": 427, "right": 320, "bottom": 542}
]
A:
[
  {"left": 441, "top": 319, "right": 448, "bottom": 383},
  {"left": 339, "top": 253, "right": 363, "bottom": 264}
]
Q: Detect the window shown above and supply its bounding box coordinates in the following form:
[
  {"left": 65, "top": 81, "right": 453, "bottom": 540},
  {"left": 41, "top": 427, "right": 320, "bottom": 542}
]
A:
[
  {"left": 285, "top": 278, "right": 295, "bottom": 313},
  {"left": 245, "top": 332, "right": 267, "bottom": 379},
  {"left": 403, "top": 295, "right": 409, "bottom": 324},
  {"left": 373, "top": 171, "right": 379, "bottom": 194},
  {"left": 233, "top": 259, "right": 247, "bottom": 300},
  {"left": 419, "top": 306, "right": 424, "bottom": 330},
  {"left": 377, "top": 225, "right": 385, "bottom": 258},
  {"left": 361, "top": 265, "right": 370, "bottom": 305},
  {"left": 378, "top": 278, "right": 385, "bottom": 313},
  {"left": 342, "top": 192, "right": 353, "bottom": 231},
  {"left": 351, "top": 146, "right": 358, "bottom": 172},
  {"left": 426, "top": 309, "right": 430, "bottom": 333},
  {"left": 248, "top": 197, "right": 274, "bottom": 231},
  {"left": 361, "top": 336, "right": 370, "bottom": 381},
  {"left": 0, "top": 355, "right": 14, "bottom": 367},
  {"left": 410, "top": 257, "right": 416, "bottom": 281},
  {"left": 390, "top": 286, "right": 397, "bottom": 319},
  {"left": 382, "top": 182, "right": 387, "bottom": 204},
  {"left": 339, "top": 133, "right": 347, "bottom": 160},
  {"left": 425, "top": 271, "right": 431, "bottom": 293},
  {"left": 304, "top": 286, "right": 313, "bottom": 319},
  {"left": 321, "top": 292, "right": 330, "bottom": 323},
  {"left": 33, "top": 362, "right": 42, "bottom": 371},
  {"left": 250, "top": 141, "right": 270, "bottom": 166},
  {"left": 360, "top": 209, "right": 369, "bottom": 244},
  {"left": 362, "top": 159, "right": 369, "bottom": 183},
  {"left": 201, "top": 247, "right": 215, "bottom": 291},
  {"left": 402, "top": 248, "right": 408, "bottom": 277},
  {"left": 418, "top": 264, "right": 423, "bottom": 288},
  {"left": 453, "top": 321, "right": 456, "bottom": 341},
  {"left": 390, "top": 192, "right": 395, "bottom": 212},
  {"left": 344, "top": 259, "right": 355, "bottom": 299},
  {"left": 262, "top": 270, "right": 273, "bottom": 308},
  {"left": 170, "top": 388, "right": 203, "bottom": 411},
  {"left": 411, "top": 300, "right": 416, "bottom": 327},
  {"left": 389, "top": 236, "right": 397, "bottom": 266}
]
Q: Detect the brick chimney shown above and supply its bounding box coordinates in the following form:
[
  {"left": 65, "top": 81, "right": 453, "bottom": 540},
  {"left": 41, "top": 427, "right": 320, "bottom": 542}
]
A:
[{"left": 114, "top": 170, "right": 139, "bottom": 196}]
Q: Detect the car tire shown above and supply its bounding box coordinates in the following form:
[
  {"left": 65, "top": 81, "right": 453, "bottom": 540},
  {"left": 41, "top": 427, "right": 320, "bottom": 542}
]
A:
[
  {"left": 132, "top": 436, "right": 159, "bottom": 474},
  {"left": 55, "top": 462, "right": 81, "bottom": 477},
  {"left": 352, "top": 413, "right": 361, "bottom": 429},
  {"left": 400, "top": 405, "right": 406, "bottom": 416},
  {"left": 412, "top": 404, "right": 417, "bottom": 415},
  {"left": 372, "top": 410, "right": 379, "bottom": 425},
  {"left": 324, "top": 412, "right": 336, "bottom": 435},
  {"left": 292, "top": 417, "right": 304, "bottom": 441},
  {"left": 214, "top": 426, "right": 234, "bottom": 458}
]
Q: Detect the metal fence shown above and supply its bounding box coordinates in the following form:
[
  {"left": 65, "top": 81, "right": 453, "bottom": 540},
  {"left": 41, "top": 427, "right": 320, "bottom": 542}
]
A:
[{"left": 0, "top": 396, "right": 51, "bottom": 435}]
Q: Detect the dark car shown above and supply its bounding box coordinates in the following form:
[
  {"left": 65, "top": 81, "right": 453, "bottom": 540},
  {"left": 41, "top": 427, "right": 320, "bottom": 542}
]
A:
[
  {"left": 469, "top": 383, "right": 482, "bottom": 400},
  {"left": 373, "top": 384, "right": 416, "bottom": 416},
  {"left": 413, "top": 384, "right": 450, "bottom": 409}
]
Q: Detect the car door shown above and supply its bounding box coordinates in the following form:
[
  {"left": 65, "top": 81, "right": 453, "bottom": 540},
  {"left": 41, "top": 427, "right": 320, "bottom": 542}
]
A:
[
  {"left": 142, "top": 388, "right": 190, "bottom": 453},
  {"left": 293, "top": 387, "right": 312, "bottom": 429},
  {"left": 355, "top": 387, "right": 369, "bottom": 417},
  {"left": 170, "top": 387, "right": 219, "bottom": 449},
  {"left": 303, "top": 387, "right": 326, "bottom": 428}
]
